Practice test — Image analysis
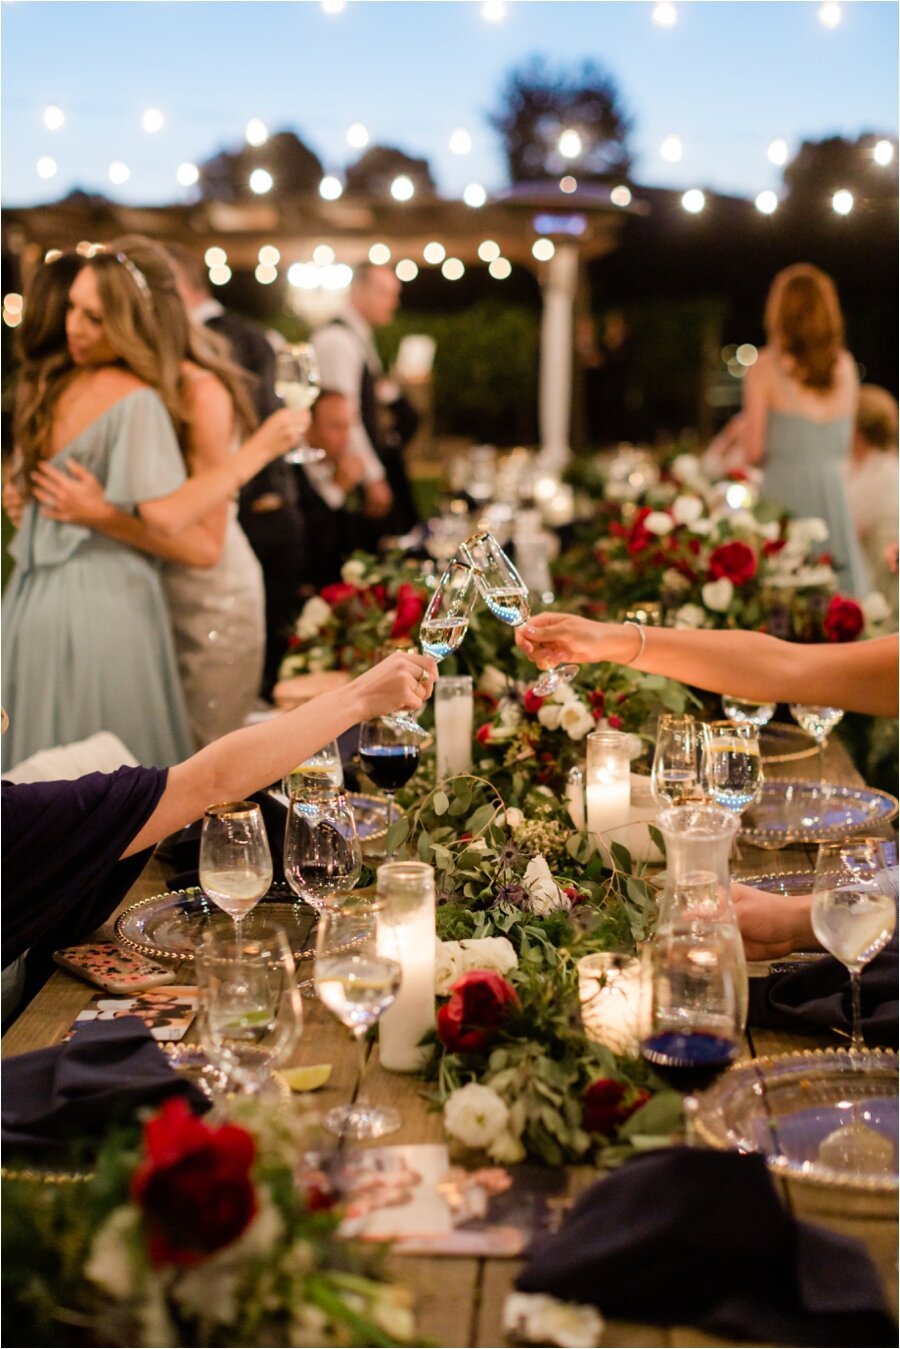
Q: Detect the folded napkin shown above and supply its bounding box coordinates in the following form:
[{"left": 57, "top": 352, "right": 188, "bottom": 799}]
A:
[
  {"left": 517, "top": 1148, "right": 896, "bottom": 1347},
  {"left": 2, "top": 1017, "right": 209, "bottom": 1153},
  {"left": 749, "top": 942, "right": 898, "bottom": 1049}
]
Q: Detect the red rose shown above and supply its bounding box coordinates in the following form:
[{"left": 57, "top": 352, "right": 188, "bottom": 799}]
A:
[
  {"left": 437, "top": 970, "right": 518, "bottom": 1054},
  {"left": 523, "top": 688, "right": 545, "bottom": 713},
  {"left": 390, "top": 582, "right": 427, "bottom": 639},
  {"left": 607, "top": 714, "right": 624, "bottom": 730},
  {"left": 476, "top": 723, "right": 494, "bottom": 745},
  {"left": 762, "top": 538, "right": 786, "bottom": 558},
  {"left": 131, "top": 1098, "right": 257, "bottom": 1268},
  {"left": 582, "top": 1079, "right": 650, "bottom": 1136},
  {"left": 823, "top": 594, "right": 864, "bottom": 642},
  {"left": 320, "top": 582, "right": 358, "bottom": 606},
  {"left": 626, "top": 508, "right": 655, "bottom": 557},
  {"left": 708, "top": 540, "right": 758, "bottom": 587}
]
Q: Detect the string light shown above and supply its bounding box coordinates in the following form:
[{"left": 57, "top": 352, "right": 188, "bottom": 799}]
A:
[
  {"left": 477, "top": 240, "right": 500, "bottom": 262},
  {"left": 395, "top": 259, "right": 418, "bottom": 281},
  {"left": 736, "top": 344, "right": 758, "bottom": 366},
  {"left": 559, "top": 175, "right": 577, "bottom": 193},
  {"left": 255, "top": 263, "right": 278, "bottom": 284},
  {"left": 652, "top": 3, "right": 678, "bottom": 27},
  {"left": 108, "top": 161, "right": 130, "bottom": 184},
  {"left": 322, "top": 263, "right": 353, "bottom": 289},
  {"left": 313, "top": 243, "right": 335, "bottom": 265},
  {"left": 831, "top": 189, "right": 853, "bottom": 215},
  {"left": 441, "top": 258, "right": 465, "bottom": 280},
  {"left": 660, "top": 135, "right": 683, "bottom": 163},
  {"left": 874, "top": 139, "right": 894, "bottom": 166},
  {"left": 755, "top": 190, "right": 778, "bottom": 215},
  {"left": 321, "top": 0, "right": 346, "bottom": 12},
  {"left": 258, "top": 245, "right": 280, "bottom": 265},
  {"left": 463, "top": 182, "right": 487, "bottom": 207},
  {"left": 249, "top": 168, "right": 273, "bottom": 194},
  {"left": 449, "top": 128, "right": 472, "bottom": 155},
  {"left": 611, "top": 185, "right": 632, "bottom": 207},
  {"left": 176, "top": 162, "right": 199, "bottom": 186},
  {"left": 288, "top": 262, "right": 319, "bottom": 289},
  {"left": 767, "top": 138, "right": 788, "bottom": 166},
  {"left": 369, "top": 243, "right": 391, "bottom": 264},
  {"left": 390, "top": 174, "right": 414, "bottom": 201},
  {"left": 532, "top": 238, "right": 555, "bottom": 261},
  {"left": 558, "top": 129, "right": 582, "bottom": 159},
  {"left": 423, "top": 241, "right": 446, "bottom": 264},
  {"left": 141, "top": 107, "right": 165, "bottom": 133},
  {"left": 245, "top": 118, "right": 268, "bottom": 147},
  {"left": 36, "top": 156, "right": 57, "bottom": 179},
  {"left": 481, "top": 0, "right": 507, "bottom": 21},
  {"left": 488, "top": 257, "right": 512, "bottom": 279},
  {"left": 3, "top": 293, "right": 23, "bottom": 328},
  {"left": 681, "top": 188, "right": 705, "bottom": 213},
  {"left": 42, "top": 104, "right": 65, "bottom": 130},
  {"left": 347, "top": 122, "right": 369, "bottom": 149},
  {"left": 319, "top": 174, "right": 343, "bottom": 200},
  {"left": 817, "top": 2, "right": 841, "bottom": 28},
  {"left": 204, "top": 246, "right": 227, "bottom": 267},
  {"left": 209, "top": 264, "right": 232, "bottom": 285}
]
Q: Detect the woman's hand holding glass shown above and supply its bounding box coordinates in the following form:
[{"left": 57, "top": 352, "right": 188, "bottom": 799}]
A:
[{"left": 275, "top": 344, "right": 325, "bottom": 465}]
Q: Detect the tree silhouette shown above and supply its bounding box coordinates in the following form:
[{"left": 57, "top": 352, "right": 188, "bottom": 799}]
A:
[
  {"left": 344, "top": 145, "right": 437, "bottom": 198},
  {"left": 782, "top": 135, "right": 898, "bottom": 212},
  {"left": 489, "top": 56, "right": 632, "bottom": 185},
  {"left": 198, "top": 131, "right": 324, "bottom": 201}
]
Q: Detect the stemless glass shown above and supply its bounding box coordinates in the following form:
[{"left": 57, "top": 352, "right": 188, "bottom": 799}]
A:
[
  {"left": 196, "top": 923, "right": 302, "bottom": 1100},
  {"left": 789, "top": 703, "right": 845, "bottom": 779},
  {"left": 315, "top": 897, "right": 403, "bottom": 1138},
  {"left": 283, "top": 739, "right": 344, "bottom": 800},
  {"left": 359, "top": 718, "right": 420, "bottom": 846},
  {"left": 275, "top": 343, "right": 325, "bottom": 465},
  {"left": 199, "top": 801, "right": 273, "bottom": 938},
  {"left": 811, "top": 839, "right": 896, "bottom": 1055},
  {"left": 651, "top": 714, "right": 701, "bottom": 808},
  {"left": 283, "top": 788, "right": 362, "bottom": 913},
  {"left": 700, "top": 721, "right": 764, "bottom": 816},
  {"left": 721, "top": 696, "right": 777, "bottom": 728}
]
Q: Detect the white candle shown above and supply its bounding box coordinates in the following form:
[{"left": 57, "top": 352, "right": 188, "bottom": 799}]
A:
[
  {"left": 586, "top": 729, "right": 632, "bottom": 857},
  {"left": 587, "top": 780, "right": 632, "bottom": 843},
  {"left": 435, "top": 677, "right": 473, "bottom": 780},
  {"left": 376, "top": 862, "right": 436, "bottom": 1072},
  {"left": 578, "top": 953, "right": 642, "bottom": 1056}
]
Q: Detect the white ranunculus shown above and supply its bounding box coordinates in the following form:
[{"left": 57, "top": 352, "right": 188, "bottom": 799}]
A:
[
  {"left": 522, "top": 855, "right": 572, "bottom": 916},
  {"left": 341, "top": 558, "right": 368, "bottom": 585},
  {"left": 478, "top": 665, "right": 509, "bottom": 697},
  {"left": 643, "top": 510, "right": 674, "bottom": 536},
  {"left": 862, "top": 591, "right": 891, "bottom": 624},
  {"left": 702, "top": 577, "right": 734, "bottom": 612},
  {"left": 538, "top": 702, "right": 565, "bottom": 731},
  {"left": 672, "top": 494, "right": 705, "bottom": 526},
  {"left": 673, "top": 603, "right": 708, "bottom": 629},
  {"left": 559, "top": 700, "right": 596, "bottom": 741},
  {"left": 444, "top": 1082, "right": 510, "bottom": 1149},
  {"left": 787, "top": 516, "right": 829, "bottom": 547},
  {"left": 435, "top": 940, "right": 465, "bottom": 996},
  {"left": 487, "top": 1127, "right": 527, "bottom": 1165},
  {"left": 84, "top": 1206, "right": 141, "bottom": 1299},
  {"left": 671, "top": 452, "right": 702, "bottom": 485},
  {"left": 296, "top": 595, "right": 332, "bottom": 638},
  {"left": 504, "top": 807, "right": 525, "bottom": 830},
  {"left": 459, "top": 936, "right": 518, "bottom": 979},
  {"left": 503, "top": 1293, "right": 605, "bottom": 1349}
]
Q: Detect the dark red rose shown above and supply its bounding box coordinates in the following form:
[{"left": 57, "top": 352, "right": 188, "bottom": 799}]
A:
[
  {"left": 476, "top": 723, "right": 494, "bottom": 745},
  {"left": 320, "top": 581, "right": 358, "bottom": 606},
  {"left": 288, "top": 635, "right": 301, "bottom": 649},
  {"left": 523, "top": 688, "right": 545, "bottom": 713},
  {"left": 823, "top": 594, "right": 864, "bottom": 642},
  {"left": 708, "top": 540, "right": 758, "bottom": 587},
  {"left": 607, "top": 714, "right": 624, "bottom": 730},
  {"left": 762, "top": 538, "right": 787, "bottom": 557},
  {"left": 371, "top": 583, "right": 389, "bottom": 607},
  {"left": 626, "top": 508, "right": 655, "bottom": 557},
  {"left": 131, "top": 1098, "right": 257, "bottom": 1268},
  {"left": 437, "top": 970, "right": 518, "bottom": 1054},
  {"left": 582, "top": 1079, "right": 650, "bottom": 1136},
  {"left": 588, "top": 690, "right": 605, "bottom": 711},
  {"left": 390, "top": 582, "right": 427, "bottom": 639}
]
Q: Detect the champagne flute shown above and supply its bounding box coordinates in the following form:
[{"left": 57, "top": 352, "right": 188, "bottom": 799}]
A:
[
  {"left": 275, "top": 343, "right": 325, "bottom": 465},
  {"left": 199, "top": 801, "right": 273, "bottom": 939},
  {"left": 811, "top": 840, "right": 896, "bottom": 1055},
  {"left": 651, "top": 714, "right": 701, "bottom": 807},
  {"left": 196, "top": 923, "right": 302, "bottom": 1100},
  {"left": 789, "top": 703, "right": 844, "bottom": 779},
  {"left": 283, "top": 789, "right": 362, "bottom": 914},
  {"left": 721, "top": 696, "right": 776, "bottom": 727},
  {"left": 315, "top": 897, "right": 402, "bottom": 1138},
  {"left": 700, "top": 721, "right": 764, "bottom": 816},
  {"left": 359, "top": 717, "right": 420, "bottom": 847}
]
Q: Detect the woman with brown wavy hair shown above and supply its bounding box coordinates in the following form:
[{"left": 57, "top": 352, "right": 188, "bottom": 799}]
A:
[{"left": 739, "top": 262, "right": 868, "bottom": 594}]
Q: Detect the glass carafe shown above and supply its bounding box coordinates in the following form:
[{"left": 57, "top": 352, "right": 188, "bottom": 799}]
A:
[{"left": 655, "top": 802, "right": 748, "bottom": 1028}]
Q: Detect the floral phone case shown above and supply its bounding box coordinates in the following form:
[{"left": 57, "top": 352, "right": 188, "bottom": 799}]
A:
[{"left": 53, "top": 942, "right": 176, "bottom": 994}]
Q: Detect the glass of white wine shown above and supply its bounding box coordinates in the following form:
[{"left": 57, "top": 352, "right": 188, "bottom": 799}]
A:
[
  {"left": 651, "top": 714, "right": 701, "bottom": 807},
  {"left": 199, "top": 801, "right": 273, "bottom": 939},
  {"left": 700, "top": 721, "right": 764, "bottom": 816},
  {"left": 315, "top": 896, "right": 403, "bottom": 1138},
  {"left": 789, "top": 703, "right": 845, "bottom": 779},
  {"left": 811, "top": 840, "right": 896, "bottom": 1054},
  {"left": 721, "top": 695, "right": 777, "bottom": 728},
  {"left": 283, "top": 739, "right": 344, "bottom": 801},
  {"left": 275, "top": 343, "right": 325, "bottom": 465},
  {"left": 283, "top": 789, "right": 362, "bottom": 914}
]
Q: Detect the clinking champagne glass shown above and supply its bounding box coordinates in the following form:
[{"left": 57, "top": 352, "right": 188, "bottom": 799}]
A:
[
  {"left": 199, "top": 801, "right": 273, "bottom": 940},
  {"left": 789, "top": 703, "right": 845, "bottom": 780},
  {"left": 651, "top": 714, "right": 701, "bottom": 808},
  {"left": 315, "top": 896, "right": 402, "bottom": 1139},
  {"left": 382, "top": 559, "right": 478, "bottom": 738},
  {"left": 700, "top": 721, "right": 764, "bottom": 816},
  {"left": 811, "top": 839, "right": 896, "bottom": 1055},
  {"left": 275, "top": 343, "right": 325, "bottom": 465}
]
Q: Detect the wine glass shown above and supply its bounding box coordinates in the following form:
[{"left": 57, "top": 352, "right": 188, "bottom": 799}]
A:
[
  {"left": 275, "top": 344, "right": 325, "bottom": 465},
  {"left": 640, "top": 929, "right": 741, "bottom": 1127},
  {"left": 461, "top": 530, "right": 577, "bottom": 696},
  {"left": 789, "top": 703, "right": 845, "bottom": 779},
  {"left": 283, "top": 739, "right": 344, "bottom": 800},
  {"left": 315, "top": 896, "right": 403, "bottom": 1138},
  {"left": 199, "top": 801, "right": 273, "bottom": 939},
  {"left": 721, "top": 695, "right": 777, "bottom": 728},
  {"left": 358, "top": 718, "right": 420, "bottom": 847},
  {"left": 700, "top": 721, "right": 764, "bottom": 816},
  {"left": 811, "top": 840, "right": 896, "bottom": 1055},
  {"left": 651, "top": 714, "right": 701, "bottom": 807},
  {"left": 283, "top": 788, "right": 362, "bottom": 914},
  {"left": 196, "top": 923, "right": 302, "bottom": 1100},
  {"left": 383, "top": 559, "right": 478, "bottom": 737}
]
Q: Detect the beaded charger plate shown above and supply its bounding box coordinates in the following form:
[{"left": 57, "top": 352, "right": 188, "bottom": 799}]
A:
[
  {"left": 739, "top": 781, "right": 898, "bottom": 850},
  {"left": 757, "top": 722, "right": 818, "bottom": 765},
  {"left": 115, "top": 882, "right": 318, "bottom": 964},
  {"left": 693, "top": 1049, "right": 899, "bottom": 1195}
]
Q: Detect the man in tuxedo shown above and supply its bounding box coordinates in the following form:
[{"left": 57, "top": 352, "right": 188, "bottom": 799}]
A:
[
  {"left": 295, "top": 390, "right": 367, "bottom": 588},
  {"left": 167, "top": 244, "right": 308, "bottom": 697},
  {"left": 311, "top": 264, "right": 419, "bottom": 547}
]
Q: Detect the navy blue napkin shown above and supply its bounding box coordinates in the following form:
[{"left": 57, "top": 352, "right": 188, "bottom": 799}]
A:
[
  {"left": 749, "top": 941, "right": 898, "bottom": 1049},
  {"left": 517, "top": 1148, "right": 896, "bottom": 1347},
  {"left": 1, "top": 1017, "right": 209, "bottom": 1153}
]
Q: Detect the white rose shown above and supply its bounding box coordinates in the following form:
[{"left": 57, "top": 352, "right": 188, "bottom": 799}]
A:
[
  {"left": 728, "top": 510, "right": 758, "bottom": 533},
  {"left": 787, "top": 516, "right": 829, "bottom": 547},
  {"left": 671, "top": 453, "right": 702, "bottom": 485},
  {"left": 643, "top": 510, "right": 674, "bottom": 536},
  {"left": 522, "top": 855, "right": 572, "bottom": 916},
  {"left": 559, "top": 701, "right": 596, "bottom": 741},
  {"left": 538, "top": 702, "right": 565, "bottom": 731},
  {"left": 296, "top": 595, "right": 332, "bottom": 638},
  {"left": 688, "top": 517, "right": 714, "bottom": 536},
  {"left": 340, "top": 558, "right": 367, "bottom": 585},
  {"left": 435, "top": 940, "right": 465, "bottom": 996},
  {"left": 504, "top": 807, "right": 525, "bottom": 830},
  {"left": 549, "top": 681, "right": 579, "bottom": 705},
  {"left": 673, "top": 603, "right": 707, "bottom": 629},
  {"left": 791, "top": 564, "right": 837, "bottom": 588},
  {"left": 444, "top": 1082, "right": 510, "bottom": 1149},
  {"left": 478, "top": 665, "right": 509, "bottom": 697},
  {"left": 503, "top": 1293, "right": 605, "bottom": 1349},
  {"left": 672, "top": 494, "right": 704, "bottom": 526},
  {"left": 862, "top": 591, "right": 891, "bottom": 624},
  {"left": 459, "top": 936, "right": 518, "bottom": 979},
  {"left": 487, "top": 1128, "right": 527, "bottom": 1165},
  {"left": 702, "top": 577, "right": 734, "bottom": 612}
]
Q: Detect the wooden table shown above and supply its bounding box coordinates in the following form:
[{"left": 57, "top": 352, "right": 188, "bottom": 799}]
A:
[{"left": 4, "top": 737, "right": 897, "bottom": 1348}]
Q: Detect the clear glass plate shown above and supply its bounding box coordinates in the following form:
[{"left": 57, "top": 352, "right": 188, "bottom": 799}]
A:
[
  {"left": 739, "top": 781, "right": 898, "bottom": 849},
  {"left": 694, "top": 1048, "right": 899, "bottom": 1194},
  {"left": 115, "top": 882, "right": 318, "bottom": 963},
  {"left": 757, "top": 722, "right": 818, "bottom": 765}
]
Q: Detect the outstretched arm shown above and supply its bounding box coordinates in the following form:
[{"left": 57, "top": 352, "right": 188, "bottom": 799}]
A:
[{"left": 516, "top": 617, "right": 899, "bottom": 718}]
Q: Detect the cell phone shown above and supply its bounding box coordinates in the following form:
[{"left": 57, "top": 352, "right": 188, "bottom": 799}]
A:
[{"left": 53, "top": 942, "right": 176, "bottom": 994}]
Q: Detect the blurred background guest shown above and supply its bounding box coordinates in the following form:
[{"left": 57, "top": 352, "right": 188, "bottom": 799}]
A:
[
  {"left": 296, "top": 388, "right": 365, "bottom": 588},
  {"left": 845, "top": 384, "right": 899, "bottom": 622}
]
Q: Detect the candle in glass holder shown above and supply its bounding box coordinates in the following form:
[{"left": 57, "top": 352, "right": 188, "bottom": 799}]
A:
[
  {"left": 435, "top": 676, "right": 473, "bottom": 780},
  {"left": 376, "top": 861, "right": 436, "bottom": 1072},
  {"left": 586, "top": 730, "right": 631, "bottom": 853},
  {"left": 577, "top": 952, "right": 642, "bottom": 1056}
]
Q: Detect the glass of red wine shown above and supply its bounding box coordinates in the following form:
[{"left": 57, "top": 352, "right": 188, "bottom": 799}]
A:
[
  {"left": 358, "top": 718, "right": 420, "bottom": 853},
  {"left": 640, "top": 929, "right": 741, "bottom": 1132}
]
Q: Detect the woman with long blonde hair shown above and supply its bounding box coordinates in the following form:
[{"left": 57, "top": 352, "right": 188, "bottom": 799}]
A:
[{"left": 739, "top": 262, "right": 868, "bottom": 594}]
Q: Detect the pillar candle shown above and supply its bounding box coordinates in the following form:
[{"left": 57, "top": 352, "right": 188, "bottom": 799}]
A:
[
  {"left": 376, "top": 862, "right": 436, "bottom": 1072},
  {"left": 435, "top": 677, "right": 473, "bottom": 780}
]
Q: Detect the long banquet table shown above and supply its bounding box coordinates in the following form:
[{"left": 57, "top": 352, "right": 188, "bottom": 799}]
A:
[{"left": 3, "top": 736, "right": 897, "bottom": 1348}]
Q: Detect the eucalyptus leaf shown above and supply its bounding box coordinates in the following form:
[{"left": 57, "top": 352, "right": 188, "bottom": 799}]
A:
[
  {"left": 385, "top": 816, "right": 409, "bottom": 853},
  {"left": 619, "top": 1091, "right": 684, "bottom": 1139},
  {"left": 432, "top": 790, "right": 450, "bottom": 817}
]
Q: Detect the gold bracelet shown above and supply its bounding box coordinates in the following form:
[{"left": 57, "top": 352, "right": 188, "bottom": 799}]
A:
[{"left": 623, "top": 620, "right": 646, "bottom": 666}]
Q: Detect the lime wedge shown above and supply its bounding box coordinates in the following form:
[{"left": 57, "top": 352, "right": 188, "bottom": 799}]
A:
[{"left": 282, "top": 1064, "right": 332, "bottom": 1092}]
